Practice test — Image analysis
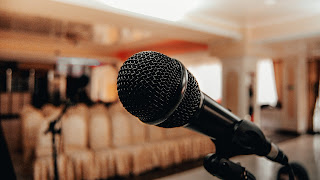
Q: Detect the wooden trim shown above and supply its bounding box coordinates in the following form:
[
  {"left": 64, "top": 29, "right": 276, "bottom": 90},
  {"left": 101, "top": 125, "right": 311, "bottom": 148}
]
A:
[{"left": 0, "top": 30, "right": 113, "bottom": 62}]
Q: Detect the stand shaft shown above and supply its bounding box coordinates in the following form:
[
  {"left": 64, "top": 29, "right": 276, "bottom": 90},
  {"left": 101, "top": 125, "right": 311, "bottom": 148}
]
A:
[{"left": 52, "top": 131, "right": 59, "bottom": 180}]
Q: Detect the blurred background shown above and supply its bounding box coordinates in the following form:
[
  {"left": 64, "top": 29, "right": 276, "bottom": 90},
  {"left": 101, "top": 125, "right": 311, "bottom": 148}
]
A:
[{"left": 0, "top": 0, "right": 320, "bottom": 179}]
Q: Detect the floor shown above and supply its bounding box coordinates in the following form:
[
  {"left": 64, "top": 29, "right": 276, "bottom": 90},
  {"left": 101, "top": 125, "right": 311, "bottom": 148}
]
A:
[{"left": 157, "top": 134, "right": 320, "bottom": 180}]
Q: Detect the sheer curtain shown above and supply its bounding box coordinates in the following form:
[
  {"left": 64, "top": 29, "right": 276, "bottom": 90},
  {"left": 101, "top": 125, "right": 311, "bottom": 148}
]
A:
[
  {"left": 273, "top": 59, "right": 283, "bottom": 106},
  {"left": 314, "top": 98, "right": 320, "bottom": 132},
  {"left": 314, "top": 82, "right": 320, "bottom": 132},
  {"left": 257, "top": 59, "right": 278, "bottom": 106}
]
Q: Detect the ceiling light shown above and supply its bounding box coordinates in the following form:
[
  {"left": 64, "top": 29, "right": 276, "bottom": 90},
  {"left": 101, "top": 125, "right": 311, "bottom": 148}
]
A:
[{"left": 264, "top": 0, "right": 277, "bottom": 5}]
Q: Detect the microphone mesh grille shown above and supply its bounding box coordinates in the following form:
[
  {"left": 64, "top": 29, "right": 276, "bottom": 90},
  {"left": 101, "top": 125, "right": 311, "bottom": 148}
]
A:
[
  {"left": 157, "top": 70, "right": 201, "bottom": 128},
  {"left": 117, "top": 51, "right": 182, "bottom": 123}
]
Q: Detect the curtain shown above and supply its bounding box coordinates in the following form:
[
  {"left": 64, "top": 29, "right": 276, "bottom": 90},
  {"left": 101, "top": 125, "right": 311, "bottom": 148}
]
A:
[
  {"left": 273, "top": 59, "right": 283, "bottom": 107},
  {"left": 309, "top": 60, "right": 320, "bottom": 132}
]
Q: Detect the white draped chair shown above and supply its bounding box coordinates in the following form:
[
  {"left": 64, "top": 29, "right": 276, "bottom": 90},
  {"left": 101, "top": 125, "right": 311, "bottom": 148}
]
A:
[
  {"left": 21, "top": 105, "right": 45, "bottom": 162},
  {"left": 62, "top": 104, "right": 95, "bottom": 180},
  {"left": 105, "top": 103, "right": 157, "bottom": 177},
  {"left": 33, "top": 154, "right": 74, "bottom": 180},
  {"left": 88, "top": 104, "right": 112, "bottom": 150},
  {"left": 31, "top": 102, "right": 216, "bottom": 179},
  {"left": 34, "top": 104, "right": 75, "bottom": 180},
  {"left": 108, "top": 103, "right": 134, "bottom": 177},
  {"left": 35, "top": 104, "right": 63, "bottom": 157},
  {"left": 126, "top": 114, "right": 156, "bottom": 175},
  {"left": 88, "top": 104, "right": 115, "bottom": 179}
]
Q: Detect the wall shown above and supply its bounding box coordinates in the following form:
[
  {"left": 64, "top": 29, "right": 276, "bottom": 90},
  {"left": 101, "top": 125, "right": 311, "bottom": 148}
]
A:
[
  {"left": 211, "top": 39, "right": 309, "bottom": 133},
  {"left": 0, "top": 92, "right": 31, "bottom": 152},
  {"left": 280, "top": 55, "right": 308, "bottom": 133}
]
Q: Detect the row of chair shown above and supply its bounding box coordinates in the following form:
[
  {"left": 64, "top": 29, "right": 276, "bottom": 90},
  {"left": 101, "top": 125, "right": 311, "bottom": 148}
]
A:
[{"left": 21, "top": 103, "right": 215, "bottom": 180}]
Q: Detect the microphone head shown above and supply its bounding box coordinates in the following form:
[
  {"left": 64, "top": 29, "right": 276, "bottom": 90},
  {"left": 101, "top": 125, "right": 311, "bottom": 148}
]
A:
[{"left": 117, "top": 51, "right": 201, "bottom": 127}]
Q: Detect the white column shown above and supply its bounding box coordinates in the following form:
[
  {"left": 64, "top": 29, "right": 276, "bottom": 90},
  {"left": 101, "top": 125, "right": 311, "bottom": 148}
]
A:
[
  {"left": 221, "top": 56, "right": 258, "bottom": 122},
  {"left": 296, "top": 54, "right": 308, "bottom": 133},
  {"left": 210, "top": 35, "right": 272, "bottom": 126}
]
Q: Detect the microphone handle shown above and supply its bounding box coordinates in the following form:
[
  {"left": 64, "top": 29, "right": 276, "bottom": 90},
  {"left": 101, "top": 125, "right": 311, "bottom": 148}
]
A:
[{"left": 186, "top": 92, "right": 240, "bottom": 140}]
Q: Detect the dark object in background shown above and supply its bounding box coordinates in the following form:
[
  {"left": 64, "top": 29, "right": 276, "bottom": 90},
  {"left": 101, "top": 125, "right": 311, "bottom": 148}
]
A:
[
  {"left": 277, "top": 162, "right": 309, "bottom": 180},
  {"left": 33, "top": 75, "right": 49, "bottom": 108},
  {"left": 66, "top": 75, "right": 93, "bottom": 105},
  {"left": 275, "top": 101, "right": 282, "bottom": 109}
]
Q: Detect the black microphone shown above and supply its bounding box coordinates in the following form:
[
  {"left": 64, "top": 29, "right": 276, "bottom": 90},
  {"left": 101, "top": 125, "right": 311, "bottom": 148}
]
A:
[{"left": 117, "top": 51, "right": 288, "bottom": 165}]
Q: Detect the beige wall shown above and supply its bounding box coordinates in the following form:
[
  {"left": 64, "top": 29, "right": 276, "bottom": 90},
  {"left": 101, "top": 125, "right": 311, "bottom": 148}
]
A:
[
  {"left": 280, "top": 55, "right": 308, "bottom": 133},
  {"left": 210, "top": 39, "right": 309, "bottom": 133}
]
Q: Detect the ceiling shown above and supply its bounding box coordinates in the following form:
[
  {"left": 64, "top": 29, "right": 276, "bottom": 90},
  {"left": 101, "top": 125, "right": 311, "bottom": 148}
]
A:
[
  {"left": 2, "top": 0, "right": 320, "bottom": 40},
  {"left": 190, "top": 0, "right": 320, "bottom": 27},
  {"left": 1, "top": 0, "right": 320, "bottom": 62}
]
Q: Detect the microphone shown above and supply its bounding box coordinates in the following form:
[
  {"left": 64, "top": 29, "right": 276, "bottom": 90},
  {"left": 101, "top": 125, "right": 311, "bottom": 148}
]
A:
[{"left": 117, "top": 51, "right": 288, "bottom": 165}]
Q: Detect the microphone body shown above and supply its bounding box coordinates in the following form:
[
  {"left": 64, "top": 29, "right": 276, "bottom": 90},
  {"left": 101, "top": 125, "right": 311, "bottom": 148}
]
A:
[
  {"left": 186, "top": 93, "right": 287, "bottom": 165},
  {"left": 117, "top": 51, "right": 288, "bottom": 165}
]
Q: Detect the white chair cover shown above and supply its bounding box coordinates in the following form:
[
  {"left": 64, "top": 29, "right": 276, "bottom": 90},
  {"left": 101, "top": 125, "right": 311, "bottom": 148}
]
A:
[
  {"left": 62, "top": 104, "right": 95, "bottom": 180},
  {"left": 21, "top": 105, "right": 44, "bottom": 162},
  {"left": 34, "top": 154, "right": 74, "bottom": 180},
  {"left": 88, "top": 104, "right": 112, "bottom": 150}
]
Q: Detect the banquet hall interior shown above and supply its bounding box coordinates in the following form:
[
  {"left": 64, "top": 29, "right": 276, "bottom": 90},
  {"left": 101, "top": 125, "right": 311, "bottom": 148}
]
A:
[{"left": 0, "top": 0, "right": 320, "bottom": 179}]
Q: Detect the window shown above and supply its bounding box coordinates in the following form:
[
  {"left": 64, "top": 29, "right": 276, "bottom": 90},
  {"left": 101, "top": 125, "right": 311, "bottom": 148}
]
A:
[
  {"left": 188, "top": 63, "right": 222, "bottom": 102},
  {"left": 257, "top": 59, "right": 278, "bottom": 106}
]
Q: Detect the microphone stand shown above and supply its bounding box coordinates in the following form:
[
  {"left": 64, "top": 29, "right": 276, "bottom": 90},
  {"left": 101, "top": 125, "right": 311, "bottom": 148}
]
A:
[
  {"left": 203, "top": 120, "right": 295, "bottom": 180},
  {"left": 203, "top": 133, "right": 256, "bottom": 180},
  {"left": 204, "top": 153, "right": 256, "bottom": 180},
  {"left": 45, "top": 100, "right": 71, "bottom": 180},
  {"left": 202, "top": 120, "right": 262, "bottom": 179}
]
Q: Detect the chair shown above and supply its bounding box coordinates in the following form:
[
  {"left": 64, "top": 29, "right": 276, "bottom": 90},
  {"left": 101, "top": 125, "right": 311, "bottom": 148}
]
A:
[
  {"left": 88, "top": 104, "right": 112, "bottom": 150},
  {"left": 33, "top": 154, "right": 74, "bottom": 180},
  {"left": 108, "top": 103, "right": 134, "bottom": 177},
  {"left": 62, "top": 104, "right": 95, "bottom": 180},
  {"left": 21, "top": 105, "right": 45, "bottom": 162},
  {"left": 109, "top": 103, "right": 133, "bottom": 147},
  {"left": 88, "top": 104, "right": 114, "bottom": 179},
  {"left": 35, "top": 105, "right": 63, "bottom": 158}
]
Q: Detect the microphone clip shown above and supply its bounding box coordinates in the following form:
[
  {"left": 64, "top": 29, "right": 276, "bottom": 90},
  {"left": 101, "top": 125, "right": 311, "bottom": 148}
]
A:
[
  {"left": 209, "top": 120, "right": 270, "bottom": 159},
  {"left": 232, "top": 120, "right": 271, "bottom": 157}
]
